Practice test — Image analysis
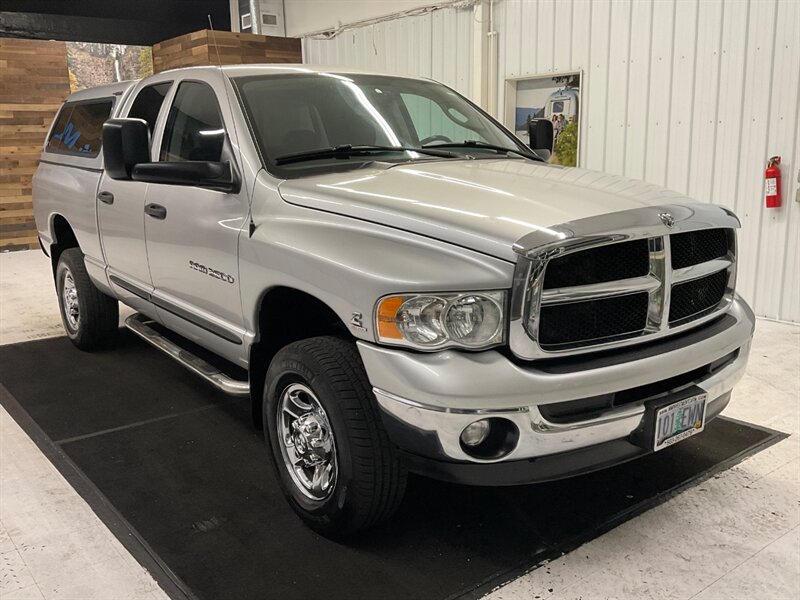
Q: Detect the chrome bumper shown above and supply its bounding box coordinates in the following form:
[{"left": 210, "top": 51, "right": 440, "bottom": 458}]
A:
[{"left": 358, "top": 295, "right": 754, "bottom": 465}]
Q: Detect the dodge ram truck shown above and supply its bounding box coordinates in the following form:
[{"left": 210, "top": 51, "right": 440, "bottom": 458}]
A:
[{"left": 32, "top": 65, "right": 754, "bottom": 537}]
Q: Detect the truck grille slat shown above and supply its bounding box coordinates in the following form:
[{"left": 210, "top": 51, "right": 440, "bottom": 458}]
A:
[{"left": 540, "top": 275, "right": 661, "bottom": 305}]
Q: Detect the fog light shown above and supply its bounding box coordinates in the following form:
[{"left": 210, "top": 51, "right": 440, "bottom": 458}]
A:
[{"left": 460, "top": 420, "right": 491, "bottom": 446}]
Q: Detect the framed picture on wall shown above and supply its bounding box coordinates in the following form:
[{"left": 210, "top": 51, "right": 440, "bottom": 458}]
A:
[{"left": 504, "top": 71, "right": 582, "bottom": 167}]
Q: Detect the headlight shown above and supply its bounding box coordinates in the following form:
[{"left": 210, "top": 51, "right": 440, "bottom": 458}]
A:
[{"left": 376, "top": 291, "right": 505, "bottom": 350}]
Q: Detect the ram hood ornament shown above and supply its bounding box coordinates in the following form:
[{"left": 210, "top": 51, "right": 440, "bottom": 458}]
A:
[{"left": 659, "top": 211, "right": 676, "bottom": 227}]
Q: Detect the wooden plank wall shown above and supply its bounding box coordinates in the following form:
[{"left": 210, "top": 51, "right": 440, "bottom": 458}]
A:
[
  {"left": 0, "top": 31, "right": 299, "bottom": 252},
  {"left": 153, "top": 30, "right": 301, "bottom": 73},
  {"left": 0, "top": 38, "right": 70, "bottom": 251}
]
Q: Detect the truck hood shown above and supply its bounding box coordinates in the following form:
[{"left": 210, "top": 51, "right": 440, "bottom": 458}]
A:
[{"left": 278, "top": 159, "right": 688, "bottom": 262}]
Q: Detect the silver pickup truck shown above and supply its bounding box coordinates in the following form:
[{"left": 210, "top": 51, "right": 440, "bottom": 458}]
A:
[{"left": 33, "top": 65, "right": 754, "bottom": 537}]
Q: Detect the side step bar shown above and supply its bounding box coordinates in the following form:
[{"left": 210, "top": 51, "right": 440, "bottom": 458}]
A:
[{"left": 125, "top": 314, "right": 250, "bottom": 397}]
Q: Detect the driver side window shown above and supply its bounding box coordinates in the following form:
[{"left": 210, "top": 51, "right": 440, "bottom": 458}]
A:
[{"left": 161, "top": 81, "right": 225, "bottom": 162}]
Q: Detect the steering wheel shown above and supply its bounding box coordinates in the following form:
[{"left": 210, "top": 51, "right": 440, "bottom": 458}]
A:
[{"left": 419, "top": 134, "right": 453, "bottom": 146}]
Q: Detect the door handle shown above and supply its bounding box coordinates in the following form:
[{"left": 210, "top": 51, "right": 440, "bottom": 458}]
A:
[
  {"left": 97, "top": 191, "right": 114, "bottom": 205},
  {"left": 144, "top": 203, "right": 167, "bottom": 219}
]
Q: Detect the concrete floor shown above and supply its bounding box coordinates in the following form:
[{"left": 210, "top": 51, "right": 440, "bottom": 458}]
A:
[{"left": 1, "top": 249, "right": 798, "bottom": 600}]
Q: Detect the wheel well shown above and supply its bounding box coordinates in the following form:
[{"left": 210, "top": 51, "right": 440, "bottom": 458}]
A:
[
  {"left": 50, "top": 215, "right": 79, "bottom": 272},
  {"left": 249, "top": 287, "right": 350, "bottom": 427}
]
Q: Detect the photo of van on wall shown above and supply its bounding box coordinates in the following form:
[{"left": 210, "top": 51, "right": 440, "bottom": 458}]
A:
[{"left": 513, "top": 73, "right": 580, "bottom": 167}]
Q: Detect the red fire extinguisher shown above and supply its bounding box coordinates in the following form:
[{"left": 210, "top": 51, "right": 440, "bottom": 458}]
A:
[{"left": 765, "top": 156, "right": 782, "bottom": 208}]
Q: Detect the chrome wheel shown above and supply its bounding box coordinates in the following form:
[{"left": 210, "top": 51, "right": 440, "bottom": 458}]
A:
[
  {"left": 277, "top": 382, "right": 337, "bottom": 500},
  {"left": 62, "top": 269, "right": 80, "bottom": 330}
]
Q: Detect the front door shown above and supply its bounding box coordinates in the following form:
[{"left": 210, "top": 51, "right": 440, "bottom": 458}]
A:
[
  {"left": 98, "top": 80, "right": 173, "bottom": 314},
  {"left": 143, "top": 78, "right": 249, "bottom": 363}
]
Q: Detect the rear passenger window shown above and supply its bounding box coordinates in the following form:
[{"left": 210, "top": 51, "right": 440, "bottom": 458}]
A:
[
  {"left": 128, "top": 82, "right": 171, "bottom": 140},
  {"left": 45, "top": 100, "right": 113, "bottom": 158},
  {"left": 160, "top": 81, "right": 225, "bottom": 162}
]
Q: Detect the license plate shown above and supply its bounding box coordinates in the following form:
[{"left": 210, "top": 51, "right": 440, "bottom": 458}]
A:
[{"left": 653, "top": 393, "right": 707, "bottom": 452}]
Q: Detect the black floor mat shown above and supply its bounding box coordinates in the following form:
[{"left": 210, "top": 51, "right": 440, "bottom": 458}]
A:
[{"left": 0, "top": 332, "right": 784, "bottom": 600}]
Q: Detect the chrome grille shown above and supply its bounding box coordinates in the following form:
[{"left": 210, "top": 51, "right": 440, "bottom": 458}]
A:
[{"left": 508, "top": 204, "right": 740, "bottom": 360}]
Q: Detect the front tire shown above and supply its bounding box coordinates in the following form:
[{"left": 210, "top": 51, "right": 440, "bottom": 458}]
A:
[
  {"left": 264, "top": 336, "right": 407, "bottom": 538},
  {"left": 55, "top": 248, "right": 119, "bottom": 351}
]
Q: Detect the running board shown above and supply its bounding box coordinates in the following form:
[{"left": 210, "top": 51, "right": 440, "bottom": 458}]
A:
[{"left": 125, "top": 314, "right": 250, "bottom": 397}]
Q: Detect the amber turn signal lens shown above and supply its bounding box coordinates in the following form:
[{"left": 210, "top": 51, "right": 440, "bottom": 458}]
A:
[{"left": 377, "top": 296, "right": 405, "bottom": 339}]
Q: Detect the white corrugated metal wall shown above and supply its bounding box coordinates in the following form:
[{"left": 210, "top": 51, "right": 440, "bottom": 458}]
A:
[
  {"left": 303, "top": 6, "right": 474, "bottom": 96},
  {"left": 301, "top": 0, "right": 800, "bottom": 323}
]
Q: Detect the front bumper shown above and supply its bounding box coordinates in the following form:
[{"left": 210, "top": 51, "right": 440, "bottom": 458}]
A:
[{"left": 357, "top": 295, "right": 755, "bottom": 485}]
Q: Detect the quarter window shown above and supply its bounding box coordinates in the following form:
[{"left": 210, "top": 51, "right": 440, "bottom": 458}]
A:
[
  {"left": 160, "top": 81, "right": 225, "bottom": 162},
  {"left": 45, "top": 100, "right": 113, "bottom": 158}
]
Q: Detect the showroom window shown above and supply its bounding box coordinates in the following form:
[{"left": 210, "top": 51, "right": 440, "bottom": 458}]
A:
[
  {"left": 128, "top": 81, "right": 172, "bottom": 142},
  {"left": 160, "top": 81, "right": 225, "bottom": 162},
  {"left": 45, "top": 99, "right": 114, "bottom": 158}
]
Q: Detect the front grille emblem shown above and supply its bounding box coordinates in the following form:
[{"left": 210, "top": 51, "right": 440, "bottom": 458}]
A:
[{"left": 659, "top": 212, "right": 675, "bottom": 228}]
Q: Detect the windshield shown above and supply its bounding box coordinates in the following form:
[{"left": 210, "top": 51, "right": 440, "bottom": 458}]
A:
[{"left": 233, "top": 73, "right": 530, "bottom": 177}]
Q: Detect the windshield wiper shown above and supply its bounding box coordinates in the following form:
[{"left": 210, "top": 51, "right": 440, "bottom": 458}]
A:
[
  {"left": 274, "top": 144, "right": 457, "bottom": 166},
  {"left": 422, "top": 140, "right": 542, "bottom": 161}
]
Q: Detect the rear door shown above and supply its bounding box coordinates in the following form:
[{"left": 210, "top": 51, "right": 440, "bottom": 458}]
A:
[
  {"left": 97, "top": 80, "right": 172, "bottom": 311},
  {"left": 143, "top": 77, "right": 249, "bottom": 361}
]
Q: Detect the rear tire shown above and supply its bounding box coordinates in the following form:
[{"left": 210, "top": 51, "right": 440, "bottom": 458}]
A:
[
  {"left": 264, "top": 336, "right": 407, "bottom": 538},
  {"left": 55, "top": 248, "right": 119, "bottom": 351}
]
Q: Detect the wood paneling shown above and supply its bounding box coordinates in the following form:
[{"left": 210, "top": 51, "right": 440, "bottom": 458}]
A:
[
  {"left": 152, "top": 30, "right": 301, "bottom": 73},
  {"left": 0, "top": 38, "right": 70, "bottom": 251}
]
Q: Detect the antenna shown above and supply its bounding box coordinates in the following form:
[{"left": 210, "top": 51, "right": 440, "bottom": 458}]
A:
[{"left": 207, "top": 14, "right": 223, "bottom": 68}]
